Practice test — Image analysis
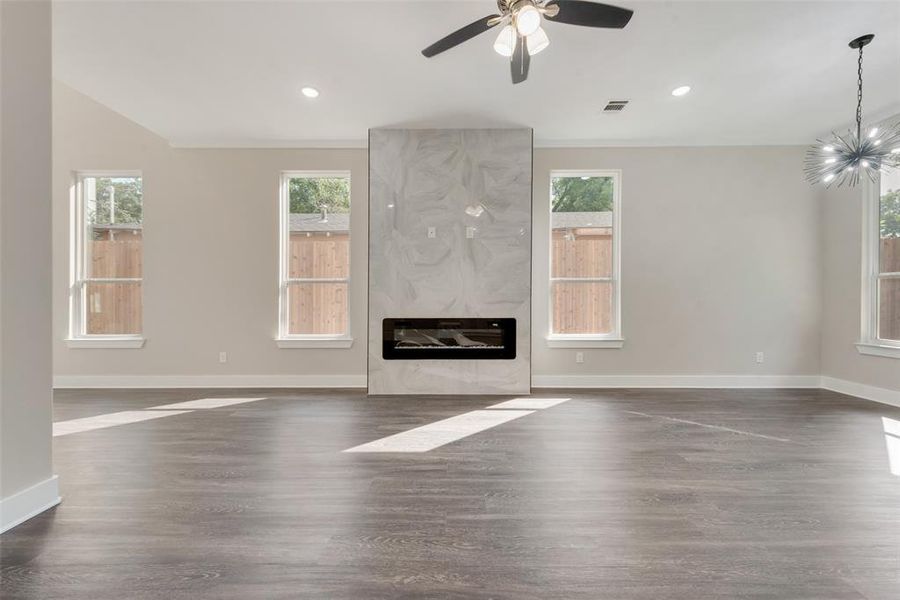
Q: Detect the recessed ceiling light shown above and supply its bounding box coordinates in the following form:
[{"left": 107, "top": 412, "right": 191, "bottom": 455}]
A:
[
  {"left": 671, "top": 85, "right": 691, "bottom": 97},
  {"left": 301, "top": 86, "right": 319, "bottom": 99}
]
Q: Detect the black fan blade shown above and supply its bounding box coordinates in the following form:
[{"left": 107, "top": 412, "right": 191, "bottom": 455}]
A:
[
  {"left": 422, "top": 14, "right": 501, "bottom": 57},
  {"left": 511, "top": 35, "right": 530, "bottom": 84},
  {"left": 545, "top": 1, "right": 633, "bottom": 28}
]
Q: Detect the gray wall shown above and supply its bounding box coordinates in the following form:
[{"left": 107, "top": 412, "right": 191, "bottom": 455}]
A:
[
  {"left": 821, "top": 184, "right": 900, "bottom": 392},
  {"left": 1, "top": 0, "right": 57, "bottom": 529},
  {"left": 368, "top": 129, "right": 532, "bottom": 395},
  {"left": 53, "top": 83, "right": 368, "bottom": 386},
  {"left": 53, "top": 83, "right": 829, "bottom": 386},
  {"left": 532, "top": 147, "right": 823, "bottom": 382}
]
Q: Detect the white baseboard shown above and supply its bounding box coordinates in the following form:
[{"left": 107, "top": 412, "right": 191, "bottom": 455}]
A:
[
  {"left": 54, "top": 373, "right": 824, "bottom": 391},
  {"left": 531, "top": 374, "right": 822, "bottom": 389},
  {"left": 1, "top": 475, "right": 61, "bottom": 534},
  {"left": 820, "top": 376, "right": 900, "bottom": 409},
  {"left": 53, "top": 374, "right": 367, "bottom": 389},
  {"left": 52, "top": 374, "right": 900, "bottom": 409}
]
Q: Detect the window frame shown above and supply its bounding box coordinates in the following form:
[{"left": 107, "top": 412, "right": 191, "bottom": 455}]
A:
[
  {"left": 858, "top": 175, "right": 900, "bottom": 359},
  {"left": 276, "top": 170, "right": 353, "bottom": 348},
  {"left": 546, "top": 169, "right": 623, "bottom": 349},
  {"left": 67, "top": 170, "right": 145, "bottom": 349}
]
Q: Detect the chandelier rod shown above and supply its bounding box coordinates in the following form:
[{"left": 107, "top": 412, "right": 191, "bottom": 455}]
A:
[{"left": 856, "top": 42, "right": 863, "bottom": 141}]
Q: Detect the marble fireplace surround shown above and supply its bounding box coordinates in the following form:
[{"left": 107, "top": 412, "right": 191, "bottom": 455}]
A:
[{"left": 368, "top": 129, "right": 533, "bottom": 395}]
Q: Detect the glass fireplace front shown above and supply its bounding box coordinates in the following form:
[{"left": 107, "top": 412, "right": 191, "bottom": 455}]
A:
[{"left": 382, "top": 318, "right": 516, "bottom": 360}]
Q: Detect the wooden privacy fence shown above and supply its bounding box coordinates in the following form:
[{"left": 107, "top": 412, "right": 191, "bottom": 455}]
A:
[
  {"left": 881, "top": 237, "right": 900, "bottom": 341},
  {"left": 287, "top": 233, "right": 350, "bottom": 335},
  {"left": 551, "top": 229, "right": 613, "bottom": 334},
  {"left": 84, "top": 231, "right": 900, "bottom": 341},
  {"left": 86, "top": 239, "right": 142, "bottom": 335}
]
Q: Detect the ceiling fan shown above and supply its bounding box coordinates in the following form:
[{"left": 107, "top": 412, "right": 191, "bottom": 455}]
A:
[{"left": 421, "top": 0, "right": 633, "bottom": 84}]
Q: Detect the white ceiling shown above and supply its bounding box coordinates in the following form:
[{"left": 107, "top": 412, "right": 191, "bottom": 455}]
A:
[{"left": 53, "top": 0, "right": 900, "bottom": 147}]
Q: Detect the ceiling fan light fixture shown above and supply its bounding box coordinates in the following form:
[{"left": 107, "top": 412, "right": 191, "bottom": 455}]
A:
[
  {"left": 493, "top": 25, "right": 516, "bottom": 57},
  {"left": 420, "top": 1, "right": 636, "bottom": 85},
  {"left": 515, "top": 3, "right": 542, "bottom": 36},
  {"left": 526, "top": 27, "right": 550, "bottom": 56}
]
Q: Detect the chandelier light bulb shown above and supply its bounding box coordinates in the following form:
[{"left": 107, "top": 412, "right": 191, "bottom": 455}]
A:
[
  {"left": 824, "top": 173, "right": 836, "bottom": 183},
  {"left": 869, "top": 127, "right": 879, "bottom": 138},
  {"left": 823, "top": 145, "right": 834, "bottom": 152},
  {"left": 861, "top": 160, "right": 870, "bottom": 168},
  {"left": 515, "top": 4, "right": 541, "bottom": 36},
  {"left": 825, "top": 157, "right": 837, "bottom": 164},
  {"left": 493, "top": 25, "right": 516, "bottom": 57},
  {"left": 874, "top": 139, "right": 882, "bottom": 146},
  {"left": 526, "top": 27, "right": 549, "bottom": 55}
]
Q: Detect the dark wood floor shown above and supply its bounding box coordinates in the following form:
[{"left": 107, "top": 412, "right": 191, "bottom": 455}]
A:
[{"left": 2, "top": 388, "right": 900, "bottom": 599}]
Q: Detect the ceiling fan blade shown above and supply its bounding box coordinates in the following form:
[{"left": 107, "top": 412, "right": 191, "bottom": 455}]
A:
[
  {"left": 421, "top": 14, "right": 502, "bottom": 57},
  {"left": 511, "top": 35, "right": 530, "bottom": 84},
  {"left": 544, "top": 1, "right": 633, "bottom": 28}
]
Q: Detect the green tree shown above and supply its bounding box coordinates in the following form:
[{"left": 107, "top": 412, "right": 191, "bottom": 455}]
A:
[
  {"left": 89, "top": 177, "right": 143, "bottom": 225},
  {"left": 551, "top": 176, "right": 613, "bottom": 213},
  {"left": 289, "top": 177, "right": 350, "bottom": 214},
  {"left": 882, "top": 188, "right": 900, "bottom": 238}
]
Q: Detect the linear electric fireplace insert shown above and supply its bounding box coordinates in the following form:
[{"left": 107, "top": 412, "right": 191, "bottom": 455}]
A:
[{"left": 382, "top": 318, "right": 516, "bottom": 360}]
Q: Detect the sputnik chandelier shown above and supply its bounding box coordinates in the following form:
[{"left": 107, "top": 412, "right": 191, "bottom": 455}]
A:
[{"left": 804, "top": 34, "right": 900, "bottom": 188}]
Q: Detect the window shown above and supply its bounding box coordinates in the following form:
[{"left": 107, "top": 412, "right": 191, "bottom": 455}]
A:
[
  {"left": 547, "top": 170, "right": 622, "bottom": 348},
  {"left": 277, "top": 172, "right": 352, "bottom": 348},
  {"left": 860, "top": 170, "right": 900, "bottom": 358},
  {"left": 69, "top": 172, "right": 144, "bottom": 347}
]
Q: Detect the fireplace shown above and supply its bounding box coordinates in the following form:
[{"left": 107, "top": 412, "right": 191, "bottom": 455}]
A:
[
  {"left": 382, "top": 318, "right": 516, "bottom": 360},
  {"left": 369, "top": 129, "right": 531, "bottom": 394}
]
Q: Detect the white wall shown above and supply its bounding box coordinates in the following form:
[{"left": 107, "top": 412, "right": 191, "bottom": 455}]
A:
[
  {"left": 1, "top": 0, "right": 59, "bottom": 533},
  {"left": 53, "top": 83, "right": 826, "bottom": 387}
]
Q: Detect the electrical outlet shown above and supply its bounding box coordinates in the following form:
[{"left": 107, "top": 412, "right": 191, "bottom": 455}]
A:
[
  {"left": 466, "top": 226, "right": 476, "bottom": 239},
  {"left": 219, "top": 351, "right": 227, "bottom": 364},
  {"left": 427, "top": 226, "right": 436, "bottom": 239},
  {"left": 755, "top": 351, "right": 764, "bottom": 364},
  {"left": 576, "top": 352, "right": 584, "bottom": 364}
]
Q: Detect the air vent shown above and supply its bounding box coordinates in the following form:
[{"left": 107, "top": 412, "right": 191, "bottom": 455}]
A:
[{"left": 603, "top": 100, "right": 629, "bottom": 112}]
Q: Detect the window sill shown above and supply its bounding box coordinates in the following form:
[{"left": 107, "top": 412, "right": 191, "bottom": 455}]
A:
[
  {"left": 66, "top": 337, "right": 145, "bottom": 349},
  {"left": 546, "top": 336, "right": 624, "bottom": 349},
  {"left": 276, "top": 337, "right": 353, "bottom": 349},
  {"left": 856, "top": 342, "right": 900, "bottom": 359}
]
